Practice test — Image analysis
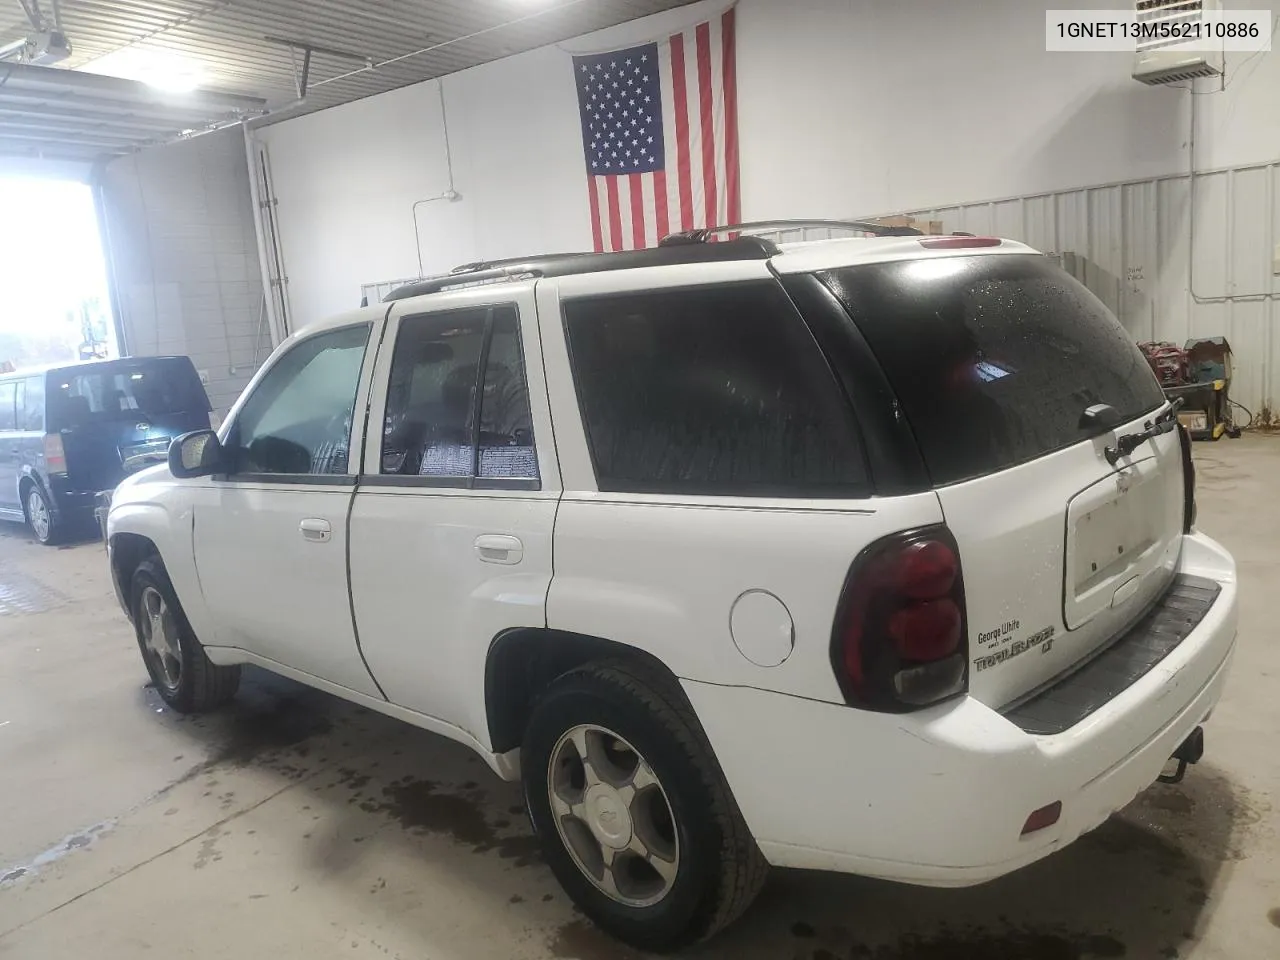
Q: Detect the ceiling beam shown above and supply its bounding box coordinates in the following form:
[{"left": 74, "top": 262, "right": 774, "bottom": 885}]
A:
[
  {"left": 0, "top": 120, "right": 152, "bottom": 143},
  {"left": 0, "top": 61, "right": 266, "bottom": 113},
  {"left": 0, "top": 103, "right": 188, "bottom": 132},
  {"left": 0, "top": 130, "right": 137, "bottom": 149}
]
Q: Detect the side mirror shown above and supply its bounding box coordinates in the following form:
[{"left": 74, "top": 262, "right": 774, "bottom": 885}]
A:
[{"left": 168, "top": 430, "right": 225, "bottom": 479}]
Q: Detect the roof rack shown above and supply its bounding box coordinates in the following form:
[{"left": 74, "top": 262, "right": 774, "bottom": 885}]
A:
[
  {"left": 383, "top": 236, "right": 779, "bottom": 302},
  {"left": 659, "top": 219, "right": 923, "bottom": 246}
]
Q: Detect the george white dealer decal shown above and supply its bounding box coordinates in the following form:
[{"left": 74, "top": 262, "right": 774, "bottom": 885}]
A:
[{"left": 974, "top": 626, "right": 1056, "bottom": 672}]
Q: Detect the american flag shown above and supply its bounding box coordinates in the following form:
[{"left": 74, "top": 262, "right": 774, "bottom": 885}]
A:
[{"left": 573, "top": 6, "right": 740, "bottom": 252}]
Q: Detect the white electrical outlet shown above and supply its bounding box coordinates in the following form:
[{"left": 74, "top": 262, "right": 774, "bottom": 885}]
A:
[{"left": 197, "top": 369, "right": 210, "bottom": 385}]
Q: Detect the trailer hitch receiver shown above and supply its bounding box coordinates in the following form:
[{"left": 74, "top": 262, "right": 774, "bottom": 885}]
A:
[{"left": 1158, "top": 726, "right": 1204, "bottom": 785}]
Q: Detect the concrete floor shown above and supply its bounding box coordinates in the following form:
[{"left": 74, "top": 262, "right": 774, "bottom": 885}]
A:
[{"left": 1, "top": 440, "right": 1279, "bottom": 960}]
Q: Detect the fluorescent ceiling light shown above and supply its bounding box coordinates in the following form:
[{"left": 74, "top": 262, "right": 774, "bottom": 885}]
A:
[{"left": 82, "top": 49, "right": 207, "bottom": 94}]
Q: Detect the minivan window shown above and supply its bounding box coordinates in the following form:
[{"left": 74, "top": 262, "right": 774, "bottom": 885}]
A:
[
  {"left": 0, "top": 382, "right": 16, "bottom": 432},
  {"left": 563, "top": 282, "right": 868, "bottom": 496},
  {"left": 47, "top": 359, "right": 208, "bottom": 429},
  {"left": 22, "top": 376, "right": 44, "bottom": 431},
  {"left": 823, "top": 255, "right": 1166, "bottom": 486}
]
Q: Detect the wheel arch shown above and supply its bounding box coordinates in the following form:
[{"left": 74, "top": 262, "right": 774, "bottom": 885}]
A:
[
  {"left": 484, "top": 628, "right": 686, "bottom": 753},
  {"left": 109, "top": 531, "right": 160, "bottom": 619}
]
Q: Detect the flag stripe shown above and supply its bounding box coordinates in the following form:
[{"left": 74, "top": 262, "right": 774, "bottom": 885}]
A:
[
  {"left": 695, "top": 22, "right": 717, "bottom": 233},
  {"left": 629, "top": 174, "right": 646, "bottom": 250},
  {"left": 605, "top": 176, "right": 623, "bottom": 252},
  {"left": 721, "top": 8, "right": 741, "bottom": 232},
  {"left": 653, "top": 169, "right": 670, "bottom": 242},
  {"left": 596, "top": 177, "right": 613, "bottom": 252},
  {"left": 618, "top": 174, "right": 634, "bottom": 251},
  {"left": 588, "top": 177, "right": 604, "bottom": 253},
  {"left": 639, "top": 173, "right": 657, "bottom": 247},
  {"left": 669, "top": 32, "right": 694, "bottom": 232}
]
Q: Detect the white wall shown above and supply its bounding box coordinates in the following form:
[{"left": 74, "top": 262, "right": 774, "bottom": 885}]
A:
[
  {"left": 256, "top": 0, "right": 1280, "bottom": 329},
  {"left": 100, "top": 127, "right": 269, "bottom": 413}
]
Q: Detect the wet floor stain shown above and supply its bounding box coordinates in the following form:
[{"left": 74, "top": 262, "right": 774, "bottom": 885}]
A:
[
  {"left": 820, "top": 927, "right": 1126, "bottom": 960},
  {"left": 548, "top": 919, "right": 644, "bottom": 960},
  {"left": 1268, "top": 907, "right": 1280, "bottom": 929},
  {"left": 193, "top": 826, "right": 224, "bottom": 870},
  {"left": 0, "top": 565, "right": 70, "bottom": 615}
]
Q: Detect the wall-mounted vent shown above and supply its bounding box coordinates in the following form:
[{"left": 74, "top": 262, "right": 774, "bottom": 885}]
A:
[{"left": 1133, "top": 0, "right": 1223, "bottom": 85}]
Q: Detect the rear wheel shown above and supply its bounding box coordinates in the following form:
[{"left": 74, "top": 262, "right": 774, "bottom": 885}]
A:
[
  {"left": 24, "top": 484, "right": 62, "bottom": 546},
  {"left": 131, "top": 557, "right": 240, "bottom": 712},
  {"left": 522, "top": 660, "right": 766, "bottom": 950}
]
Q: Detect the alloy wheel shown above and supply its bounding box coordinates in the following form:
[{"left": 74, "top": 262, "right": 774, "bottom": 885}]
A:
[
  {"left": 547, "top": 723, "right": 680, "bottom": 907},
  {"left": 139, "top": 585, "right": 182, "bottom": 691},
  {"left": 27, "top": 490, "right": 50, "bottom": 542}
]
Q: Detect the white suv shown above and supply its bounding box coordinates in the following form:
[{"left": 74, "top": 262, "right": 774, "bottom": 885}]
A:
[{"left": 106, "top": 226, "right": 1238, "bottom": 950}]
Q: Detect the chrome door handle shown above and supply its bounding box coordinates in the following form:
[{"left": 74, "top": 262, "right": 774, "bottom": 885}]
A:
[
  {"left": 474, "top": 534, "right": 523, "bottom": 565},
  {"left": 299, "top": 518, "right": 332, "bottom": 543}
]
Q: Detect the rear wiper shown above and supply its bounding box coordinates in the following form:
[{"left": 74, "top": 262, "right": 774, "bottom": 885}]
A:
[{"left": 1104, "top": 398, "right": 1184, "bottom": 466}]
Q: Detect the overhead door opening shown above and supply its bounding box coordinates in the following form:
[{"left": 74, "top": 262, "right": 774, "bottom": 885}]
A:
[{"left": 0, "top": 174, "right": 114, "bottom": 368}]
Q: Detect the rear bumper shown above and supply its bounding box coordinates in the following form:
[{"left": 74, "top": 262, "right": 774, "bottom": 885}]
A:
[{"left": 683, "top": 531, "right": 1237, "bottom": 885}]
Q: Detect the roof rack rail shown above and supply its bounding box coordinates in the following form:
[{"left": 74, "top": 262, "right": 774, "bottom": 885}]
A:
[
  {"left": 384, "top": 237, "right": 780, "bottom": 302},
  {"left": 658, "top": 219, "right": 923, "bottom": 246}
]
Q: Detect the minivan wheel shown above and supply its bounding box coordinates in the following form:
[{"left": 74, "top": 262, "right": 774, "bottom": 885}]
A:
[
  {"left": 25, "top": 485, "right": 61, "bottom": 545},
  {"left": 522, "top": 660, "right": 767, "bottom": 951},
  {"left": 131, "top": 557, "right": 240, "bottom": 712}
]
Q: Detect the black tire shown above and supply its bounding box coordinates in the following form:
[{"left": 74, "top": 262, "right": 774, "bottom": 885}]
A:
[
  {"left": 522, "top": 659, "right": 767, "bottom": 951},
  {"left": 131, "top": 557, "right": 240, "bottom": 712},
  {"left": 23, "top": 483, "right": 63, "bottom": 546}
]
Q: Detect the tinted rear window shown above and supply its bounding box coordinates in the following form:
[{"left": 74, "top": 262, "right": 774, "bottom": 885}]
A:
[
  {"left": 824, "top": 255, "right": 1165, "bottom": 486},
  {"left": 563, "top": 281, "right": 868, "bottom": 496},
  {"left": 47, "top": 359, "right": 209, "bottom": 428}
]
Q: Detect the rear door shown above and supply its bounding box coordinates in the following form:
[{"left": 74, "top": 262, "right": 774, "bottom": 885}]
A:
[
  {"left": 48, "top": 358, "right": 212, "bottom": 490},
  {"left": 348, "top": 282, "right": 559, "bottom": 742},
  {"left": 823, "top": 253, "right": 1182, "bottom": 709}
]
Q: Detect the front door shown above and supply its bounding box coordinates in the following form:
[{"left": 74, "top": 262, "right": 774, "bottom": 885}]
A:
[
  {"left": 192, "top": 321, "right": 383, "bottom": 698},
  {"left": 349, "top": 285, "right": 559, "bottom": 742}
]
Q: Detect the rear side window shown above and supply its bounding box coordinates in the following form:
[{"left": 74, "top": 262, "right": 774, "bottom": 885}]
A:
[
  {"left": 824, "top": 255, "right": 1165, "bottom": 486},
  {"left": 563, "top": 282, "right": 867, "bottom": 496},
  {"left": 48, "top": 359, "right": 209, "bottom": 429}
]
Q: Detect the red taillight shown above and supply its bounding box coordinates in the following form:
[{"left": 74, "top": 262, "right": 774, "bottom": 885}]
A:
[
  {"left": 43, "top": 433, "right": 66, "bottom": 474},
  {"left": 832, "top": 526, "right": 968, "bottom": 711},
  {"left": 918, "top": 236, "right": 1002, "bottom": 249}
]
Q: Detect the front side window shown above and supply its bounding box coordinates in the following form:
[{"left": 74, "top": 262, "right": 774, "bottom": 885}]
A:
[
  {"left": 380, "top": 304, "right": 537, "bottom": 484},
  {"left": 229, "top": 324, "right": 370, "bottom": 477},
  {"left": 562, "top": 282, "right": 868, "bottom": 496}
]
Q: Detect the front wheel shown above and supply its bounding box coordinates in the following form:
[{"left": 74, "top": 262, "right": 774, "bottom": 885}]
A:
[
  {"left": 131, "top": 557, "right": 240, "bottom": 712},
  {"left": 522, "top": 660, "right": 766, "bottom": 951}
]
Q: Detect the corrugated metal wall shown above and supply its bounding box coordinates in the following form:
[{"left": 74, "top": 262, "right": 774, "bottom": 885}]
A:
[
  {"left": 100, "top": 127, "right": 270, "bottom": 414},
  {"left": 909, "top": 162, "right": 1280, "bottom": 421}
]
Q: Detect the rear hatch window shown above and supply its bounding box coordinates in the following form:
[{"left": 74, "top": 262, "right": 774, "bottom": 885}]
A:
[
  {"left": 822, "top": 255, "right": 1165, "bottom": 486},
  {"left": 47, "top": 358, "right": 210, "bottom": 430}
]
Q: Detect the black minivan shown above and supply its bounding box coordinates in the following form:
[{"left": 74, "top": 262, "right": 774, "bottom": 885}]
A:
[{"left": 0, "top": 357, "right": 213, "bottom": 544}]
